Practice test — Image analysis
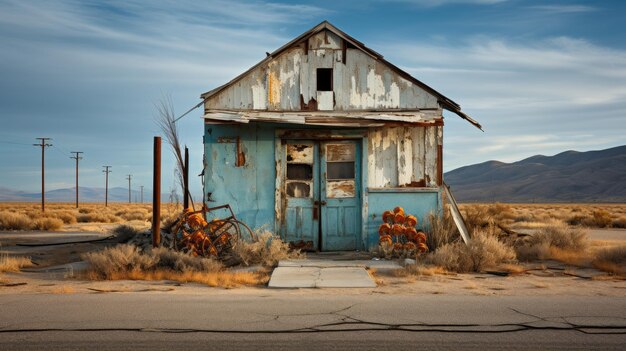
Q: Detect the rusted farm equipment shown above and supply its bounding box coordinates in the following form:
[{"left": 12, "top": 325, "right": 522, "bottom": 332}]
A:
[{"left": 171, "top": 204, "right": 256, "bottom": 258}]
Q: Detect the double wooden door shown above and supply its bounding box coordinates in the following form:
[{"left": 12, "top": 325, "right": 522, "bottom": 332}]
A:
[{"left": 281, "top": 140, "right": 361, "bottom": 251}]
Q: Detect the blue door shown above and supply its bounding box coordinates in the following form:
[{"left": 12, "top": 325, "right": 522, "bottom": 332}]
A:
[
  {"left": 281, "top": 142, "right": 320, "bottom": 250},
  {"left": 281, "top": 140, "right": 361, "bottom": 251},
  {"left": 320, "top": 141, "right": 361, "bottom": 251}
]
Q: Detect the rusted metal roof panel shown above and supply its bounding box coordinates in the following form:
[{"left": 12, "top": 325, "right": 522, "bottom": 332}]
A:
[{"left": 200, "top": 21, "right": 482, "bottom": 130}]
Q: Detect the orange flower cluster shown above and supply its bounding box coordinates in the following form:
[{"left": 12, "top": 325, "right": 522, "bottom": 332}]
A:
[{"left": 378, "top": 207, "right": 428, "bottom": 255}]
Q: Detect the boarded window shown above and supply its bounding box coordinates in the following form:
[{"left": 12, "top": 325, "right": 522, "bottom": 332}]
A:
[
  {"left": 325, "top": 143, "right": 356, "bottom": 197},
  {"left": 317, "top": 68, "right": 333, "bottom": 91},
  {"left": 286, "top": 143, "right": 314, "bottom": 198}
]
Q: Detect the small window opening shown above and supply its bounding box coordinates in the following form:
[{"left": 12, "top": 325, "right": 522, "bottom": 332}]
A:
[{"left": 317, "top": 68, "right": 333, "bottom": 91}]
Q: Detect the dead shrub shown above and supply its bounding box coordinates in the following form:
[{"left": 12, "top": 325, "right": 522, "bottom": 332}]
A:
[
  {"left": 77, "top": 213, "right": 120, "bottom": 223},
  {"left": 516, "top": 222, "right": 587, "bottom": 261},
  {"left": 52, "top": 211, "right": 77, "bottom": 224},
  {"left": 0, "top": 254, "right": 32, "bottom": 272},
  {"left": 566, "top": 215, "right": 586, "bottom": 226},
  {"left": 112, "top": 225, "right": 143, "bottom": 243},
  {"left": 426, "top": 209, "right": 458, "bottom": 251},
  {"left": 233, "top": 230, "right": 302, "bottom": 267},
  {"left": 583, "top": 209, "right": 613, "bottom": 228},
  {"left": 81, "top": 244, "right": 266, "bottom": 287},
  {"left": 428, "top": 230, "right": 516, "bottom": 273},
  {"left": 0, "top": 211, "right": 32, "bottom": 230},
  {"left": 592, "top": 246, "right": 626, "bottom": 276},
  {"left": 32, "top": 217, "right": 64, "bottom": 231},
  {"left": 82, "top": 244, "right": 222, "bottom": 279},
  {"left": 611, "top": 216, "right": 626, "bottom": 229}
]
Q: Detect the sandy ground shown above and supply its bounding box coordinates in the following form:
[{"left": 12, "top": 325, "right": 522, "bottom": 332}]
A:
[{"left": 1, "top": 227, "right": 624, "bottom": 297}]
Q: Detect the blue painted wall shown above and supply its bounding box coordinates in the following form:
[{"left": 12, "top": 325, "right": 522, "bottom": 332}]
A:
[
  {"left": 204, "top": 123, "right": 442, "bottom": 251},
  {"left": 364, "top": 190, "right": 441, "bottom": 251},
  {"left": 203, "top": 123, "right": 277, "bottom": 230}
]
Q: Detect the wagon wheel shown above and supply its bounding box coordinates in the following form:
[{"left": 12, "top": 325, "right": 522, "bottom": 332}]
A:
[
  {"left": 200, "top": 237, "right": 218, "bottom": 257},
  {"left": 230, "top": 219, "right": 257, "bottom": 242},
  {"left": 212, "top": 220, "right": 241, "bottom": 247}
]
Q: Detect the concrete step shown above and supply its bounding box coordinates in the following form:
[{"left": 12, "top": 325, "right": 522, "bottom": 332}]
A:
[{"left": 268, "top": 266, "right": 377, "bottom": 288}]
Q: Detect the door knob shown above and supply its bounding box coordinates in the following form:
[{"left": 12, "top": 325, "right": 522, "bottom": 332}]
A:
[{"left": 320, "top": 201, "right": 327, "bottom": 206}]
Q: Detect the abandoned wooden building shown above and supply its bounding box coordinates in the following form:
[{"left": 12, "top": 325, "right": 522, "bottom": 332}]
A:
[{"left": 200, "top": 21, "right": 480, "bottom": 251}]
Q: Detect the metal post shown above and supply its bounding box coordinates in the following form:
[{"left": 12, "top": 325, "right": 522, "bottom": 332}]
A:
[
  {"left": 70, "top": 151, "right": 83, "bottom": 208},
  {"left": 33, "top": 138, "right": 52, "bottom": 212},
  {"left": 140, "top": 185, "right": 144, "bottom": 203},
  {"left": 152, "top": 137, "right": 161, "bottom": 247},
  {"left": 183, "top": 146, "right": 189, "bottom": 210},
  {"left": 102, "top": 166, "right": 111, "bottom": 207}
]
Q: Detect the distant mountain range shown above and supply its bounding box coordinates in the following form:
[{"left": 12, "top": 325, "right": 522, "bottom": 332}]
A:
[
  {"left": 0, "top": 186, "right": 176, "bottom": 203},
  {"left": 445, "top": 145, "right": 626, "bottom": 203}
]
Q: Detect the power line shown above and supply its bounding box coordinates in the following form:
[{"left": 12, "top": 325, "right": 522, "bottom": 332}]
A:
[
  {"left": 103, "top": 166, "right": 112, "bottom": 207},
  {"left": 33, "top": 138, "right": 52, "bottom": 212},
  {"left": 126, "top": 174, "right": 132, "bottom": 204},
  {"left": 70, "top": 151, "right": 83, "bottom": 208}
]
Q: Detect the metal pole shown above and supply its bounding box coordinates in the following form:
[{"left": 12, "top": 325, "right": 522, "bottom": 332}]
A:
[
  {"left": 103, "top": 166, "right": 111, "bottom": 207},
  {"left": 183, "top": 146, "right": 189, "bottom": 209},
  {"left": 152, "top": 137, "right": 161, "bottom": 247},
  {"left": 33, "top": 138, "right": 52, "bottom": 212},
  {"left": 70, "top": 152, "right": 83, "bottom": 208},
  {"left": 140, "top": 185, "right": 144, "bottom": 203}
]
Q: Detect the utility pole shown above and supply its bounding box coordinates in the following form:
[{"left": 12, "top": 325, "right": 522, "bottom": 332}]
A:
[
  {"left": 33, "top": 138, "right": 52, "bottom": 212},
  {"left": 126, "top": 174, "right": 132, "bottom": 203},
  {"left": 102, "top": 166, "right": 111, "bottom": 207},
  {"left": 70, "top": 151, "right": 83, "bottom": 208},
  {"left": 140, "top": 185, "right": 144, "bottom": 203}
]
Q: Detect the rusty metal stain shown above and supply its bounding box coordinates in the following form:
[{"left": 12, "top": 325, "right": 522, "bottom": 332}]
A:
[
  {"left": 268, "top": 69, "right": 280, "bottom": 106},
  {"left": 299, "top": 94, "right": 317, "bottom": 111},
  {"left": 327, "top": 180, "right": 355, "bottom": 198},
  {"left": 287, "top": 144, "right": 313, "bottom": 163}
]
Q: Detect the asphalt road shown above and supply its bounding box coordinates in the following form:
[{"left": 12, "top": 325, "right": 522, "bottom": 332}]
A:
[{"left": 1, "top": 291, "right": 624, "bottom": 350}]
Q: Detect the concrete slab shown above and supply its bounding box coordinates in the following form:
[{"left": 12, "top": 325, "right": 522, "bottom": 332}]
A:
[
  {"left": 268, "top": 266, "right": 376, "bottom": 288},
  {"left": 268, "top": 267, "right": 319, "bottom": 288},
  {"left": 316, "top": 267, "right": 377, "bottom": 288}
]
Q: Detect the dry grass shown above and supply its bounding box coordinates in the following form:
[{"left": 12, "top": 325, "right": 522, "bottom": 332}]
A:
[
  {"left": 0, "top": 254, "right": 33, "bottom": 273},
  {"left": 233, "top": 230, "right": 303, "bottom": 267},
  {"left": 428, "top": 230, "right": 517, "bottom": 273},
  {"left": 459, "top": 203, "right": 626, "bottom": 229},
  {"left": 82, "top": 244, "right": 267, "bottom": 288},
  {"left": 394, "top": 264, "right": 450, "bottom": 277},
  {"left": 426, "top": 208, "right": 459, "bottom": 251},
  {"left": 0, "top": 210, "right": 32, "bottom": 230},
  {"left": 516, "top": 222, "right": 587, "bottom": 261},
  {"left": 0, "top": 202, "right": 185, "bottom": 231},
  {"left": 592, "top": 246, "right": 626, "bottom": 276}
]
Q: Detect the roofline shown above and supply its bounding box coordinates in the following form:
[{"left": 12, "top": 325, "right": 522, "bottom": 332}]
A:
[{"left": 200, "top": 20, "right": 482, "bottom": 130}]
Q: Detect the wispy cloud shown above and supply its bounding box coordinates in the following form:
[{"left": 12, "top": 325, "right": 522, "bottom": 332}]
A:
[
  {"left": 387, "top": 0, "right": 507, "bottom": 5},
  {"left": 379, "top": 35, "right": 626, "bottom": 170},
  {"left": 529, "top": 4, "right": 597, "bottom": 14}
]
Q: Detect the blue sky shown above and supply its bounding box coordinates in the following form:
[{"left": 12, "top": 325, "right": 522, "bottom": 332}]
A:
[{"left": 0, "top": 0, "right": 624, "bottom": 197}]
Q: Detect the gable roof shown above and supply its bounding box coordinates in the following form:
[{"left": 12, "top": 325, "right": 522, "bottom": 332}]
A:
[{"left": 201, "top": 21, "right": 482, "bottom": 130}]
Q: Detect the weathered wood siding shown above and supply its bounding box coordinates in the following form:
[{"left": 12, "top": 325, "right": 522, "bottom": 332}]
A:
[
  {"left": 367, "top": 125, "right": 442, "bottom": 188},
  {"left": 205, "top": 29, "right": 440, "bottom": 112}
]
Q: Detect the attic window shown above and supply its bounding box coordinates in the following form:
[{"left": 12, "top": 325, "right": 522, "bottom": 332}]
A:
[{"left": 317, "top": 68, "right": 333, "bottom": 91}]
